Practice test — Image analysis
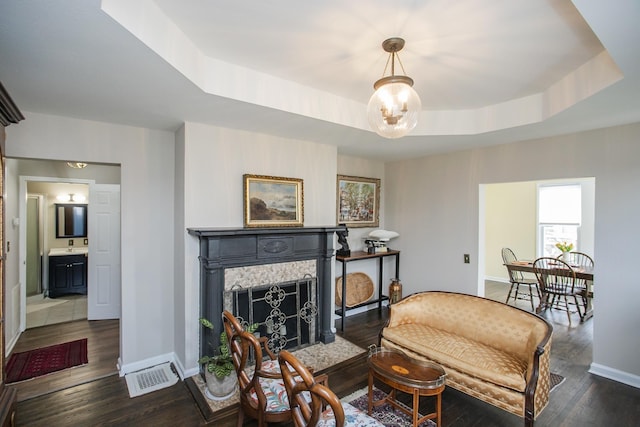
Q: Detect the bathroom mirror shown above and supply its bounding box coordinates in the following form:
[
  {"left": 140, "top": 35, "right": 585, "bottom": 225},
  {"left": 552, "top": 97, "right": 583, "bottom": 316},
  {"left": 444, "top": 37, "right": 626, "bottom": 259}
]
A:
[{"left": 55, "top": 203, "right": 88, "bottom": 238}]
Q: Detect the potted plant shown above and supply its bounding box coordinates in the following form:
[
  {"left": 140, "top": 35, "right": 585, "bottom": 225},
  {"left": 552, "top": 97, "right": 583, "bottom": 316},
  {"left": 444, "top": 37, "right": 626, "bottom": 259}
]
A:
[
  {"left": 555, "top": 242, "right": 574, "bottom": 262},
  {"left": 198, "top": 317, "right": 257, "bottom": 401}
]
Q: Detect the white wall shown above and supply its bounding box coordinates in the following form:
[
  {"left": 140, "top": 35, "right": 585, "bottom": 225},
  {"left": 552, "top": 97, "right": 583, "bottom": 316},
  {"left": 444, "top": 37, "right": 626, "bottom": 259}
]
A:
[
  {"left": 4, "top": 112, "right": 175, "bottom": 372},
  {"left": 385, "top": 122, "right": 640, "bottom": 387},
  {"left": 178, "top": 122, "right": 338, "bottom": 377}
]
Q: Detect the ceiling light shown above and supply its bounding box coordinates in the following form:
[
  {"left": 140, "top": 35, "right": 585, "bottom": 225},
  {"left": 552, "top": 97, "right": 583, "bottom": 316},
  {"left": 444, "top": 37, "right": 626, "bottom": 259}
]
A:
[
  {"left": 367, "top": 37, "right": 421, "bottom": 139},
  {"left": 67, "top": 162, "right": 88, "bottom": 169}
]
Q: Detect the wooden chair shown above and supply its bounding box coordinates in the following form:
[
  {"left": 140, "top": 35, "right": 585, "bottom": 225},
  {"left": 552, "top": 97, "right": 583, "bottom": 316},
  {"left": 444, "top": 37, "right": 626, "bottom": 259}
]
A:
[
  {"left": 557, "top": 251, "right": 594, "bottom": 315},
  {"left": 533, "top": 257, "right": 583, "bottom": 325},
  {"left": 278, "top": 350, "right": 384, "bottom": 427},
  {"left": 502, "top": 248, "right": 540, "bottom": 311},
  {"left": 222, "top": 310, "right": 291, "bottom": 427}
]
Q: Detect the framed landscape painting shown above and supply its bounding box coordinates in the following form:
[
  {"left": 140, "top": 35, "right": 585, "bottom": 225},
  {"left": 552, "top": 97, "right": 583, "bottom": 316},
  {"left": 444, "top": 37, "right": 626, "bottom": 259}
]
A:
[
  {"left": 244, "top": 174, "right": 304, "bottom": 227},
  {"left": 336, "top": 175, "right": 380, "bottom": 228}
]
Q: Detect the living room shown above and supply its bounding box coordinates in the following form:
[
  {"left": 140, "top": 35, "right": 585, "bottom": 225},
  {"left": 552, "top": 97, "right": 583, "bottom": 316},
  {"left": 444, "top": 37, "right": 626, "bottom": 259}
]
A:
[{"left": 1, "top": 1, "right": 639, "bottom": 425}]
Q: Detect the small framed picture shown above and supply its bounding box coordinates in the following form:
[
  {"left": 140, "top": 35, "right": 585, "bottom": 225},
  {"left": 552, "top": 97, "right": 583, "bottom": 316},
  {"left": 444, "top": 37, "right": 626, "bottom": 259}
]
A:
[
  {"left": 244, "top": 174, "right": 304, "bottom": 227},
  {"left": 336, "top": 175, "right": 380, "bottom": 228}
]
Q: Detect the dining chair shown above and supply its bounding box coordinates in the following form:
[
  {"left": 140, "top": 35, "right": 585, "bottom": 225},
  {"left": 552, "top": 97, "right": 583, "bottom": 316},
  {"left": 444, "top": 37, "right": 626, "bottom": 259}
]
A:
[
  {"left": 501, "top": 248, "right": 540, "bottom": 311},
  {"left": 556, "top": 251, "right": 594, "bottom": 316},
  {"left": 222, "top": 310, "right": 291, "bottom": 427},
  {"left": 533, "top": 257, "right": 584, "bottom": 325},
  {"left": 278, "top": 350, "right": 384, "bottom": 427}
]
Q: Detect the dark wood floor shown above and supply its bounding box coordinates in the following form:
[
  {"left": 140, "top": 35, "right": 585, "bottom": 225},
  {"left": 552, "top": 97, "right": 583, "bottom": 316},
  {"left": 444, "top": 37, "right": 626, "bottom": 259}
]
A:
[{"left": 11, "top": 283, "right": 640, "bottom": 426}]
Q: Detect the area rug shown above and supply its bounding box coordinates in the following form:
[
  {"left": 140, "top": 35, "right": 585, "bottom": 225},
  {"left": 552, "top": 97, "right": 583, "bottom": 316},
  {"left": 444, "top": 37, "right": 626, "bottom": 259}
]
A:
[
  {"left": 550, "top": 372, "right": 565, "bottom": 392},
  {"left": 341, "top": 372, "right": 565, "bottom": 427},
  {"left": 191, "top": 335, "right": 365, "bottom": 413},
  {"left": 343, "top": 386, "right": 436, "bottom": 427},
  {"left": 5, "top": 338, "right": 88, "bottom": 383}
]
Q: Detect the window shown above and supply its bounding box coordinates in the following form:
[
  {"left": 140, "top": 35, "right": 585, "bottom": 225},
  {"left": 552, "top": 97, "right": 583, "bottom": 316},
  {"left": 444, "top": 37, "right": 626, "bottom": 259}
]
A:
[{"left": 538, "top": 184, "right": 581, "bottom": 257}]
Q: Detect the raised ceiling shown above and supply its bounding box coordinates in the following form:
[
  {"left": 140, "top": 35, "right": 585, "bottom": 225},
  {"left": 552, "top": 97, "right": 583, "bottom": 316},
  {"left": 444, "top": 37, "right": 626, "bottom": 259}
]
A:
[{"left": 1, "top": 0, "right": 639, "bottom": 160}]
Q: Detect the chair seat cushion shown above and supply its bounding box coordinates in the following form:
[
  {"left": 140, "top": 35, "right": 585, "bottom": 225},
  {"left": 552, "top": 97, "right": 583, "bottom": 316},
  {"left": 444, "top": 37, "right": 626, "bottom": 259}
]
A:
[
  {"left": 383, "top": 323, "right": 527, "bottom": 392},
  {"left": 246, "top": 360, "right": 308, "bottom": 413},
  {"left": 317, "top": 402, "right": 385, "bottom": 427}
]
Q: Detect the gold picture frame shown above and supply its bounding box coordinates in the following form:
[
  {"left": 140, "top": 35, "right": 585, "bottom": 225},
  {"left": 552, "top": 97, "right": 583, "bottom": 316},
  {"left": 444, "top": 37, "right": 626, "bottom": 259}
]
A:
[
  {"left": 336, "top": 175, "right": 380, "bottom": 228},
  {"left": 244, "top": 174, "right": 304, "bottom": 227}
]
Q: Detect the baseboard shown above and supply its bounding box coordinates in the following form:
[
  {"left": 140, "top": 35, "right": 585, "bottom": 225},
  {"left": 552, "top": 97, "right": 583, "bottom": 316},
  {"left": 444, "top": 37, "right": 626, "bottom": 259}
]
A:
[
  {"left": 118, "top": 352, "right": 177, "bottom": 377},
  {"left": 5, "top": 329, "right": 20, "bottom": 356},
  {"left": 173, "top": 355, "right": 199, "bottom": 380},
  {"left": 485, "top": 276, "right": 510, "bottom": 284},
  {"left": 589, "top": 362, "right": 640, "bottom": 389}
]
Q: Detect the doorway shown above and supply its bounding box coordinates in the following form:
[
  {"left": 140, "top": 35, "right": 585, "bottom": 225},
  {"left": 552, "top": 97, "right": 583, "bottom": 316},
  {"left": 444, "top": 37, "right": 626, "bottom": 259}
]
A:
[
  {"left": 10, "top": 159, "right": 121, "bottom": 337},
  {"left": 481, "top": 177, "right": 595, "bottom": 327},
  {"left": 23, "top": 180, "right": 90, "bottom": 329}
]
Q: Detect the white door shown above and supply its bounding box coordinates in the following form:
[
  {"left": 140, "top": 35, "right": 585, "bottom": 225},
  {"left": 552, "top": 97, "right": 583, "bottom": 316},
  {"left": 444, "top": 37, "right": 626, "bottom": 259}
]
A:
[{"left": 88, "top": 184, "right": 121, "bottom": 320}]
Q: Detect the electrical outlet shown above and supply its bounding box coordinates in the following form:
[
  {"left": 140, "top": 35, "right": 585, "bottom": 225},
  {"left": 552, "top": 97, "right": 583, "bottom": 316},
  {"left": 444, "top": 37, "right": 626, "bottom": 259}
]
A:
[
  {"left": 464, "top": 254, "right": 470, "bottom": 263},
  {"left": 68, "top": 239, "right": 74, "bottom": 246}
]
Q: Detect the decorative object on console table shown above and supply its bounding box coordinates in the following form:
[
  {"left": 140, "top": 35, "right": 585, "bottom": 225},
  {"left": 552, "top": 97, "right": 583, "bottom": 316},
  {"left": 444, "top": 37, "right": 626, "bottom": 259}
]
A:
[
  {"left": 366, "top": 229, "right": 399, "bottom": 253},
  {"left": 336, "top": 175, "right": 380, "bottom": 228},
  {"left": 336, "top": 224, "right": 351, "bottom": 257},
  {"left": 335, "top": 272, "right": 375, "bottom": 307},
  {"left": 243, "top": 174, "right": 304, "bottom": 228},
  {"left": 388, "top": 278, "right": 403, "bottom": 304}
]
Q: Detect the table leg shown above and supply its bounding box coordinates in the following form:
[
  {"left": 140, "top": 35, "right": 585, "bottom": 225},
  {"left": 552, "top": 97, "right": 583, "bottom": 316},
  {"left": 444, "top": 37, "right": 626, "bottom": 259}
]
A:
[
  {"left": 413, "top": 389, "right": 419, "bottom": 427},
  {"left": 367, "top": 370, "right": 374, "bottom": 415},
  {"left": 436, "top": 391, "right": 441, "bottom": 427},
  {"left": 341, "top": 260, "right": 347, "bottom": 331},
  {"left": 536, "top": 291, "right": 549, "bottom": 313}
]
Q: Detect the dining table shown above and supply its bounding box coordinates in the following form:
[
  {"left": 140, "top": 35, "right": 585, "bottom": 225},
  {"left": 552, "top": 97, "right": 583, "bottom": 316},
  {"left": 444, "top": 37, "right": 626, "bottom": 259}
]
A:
[{"left": 506, "top": 260, "right": 595, "bottom": 322}]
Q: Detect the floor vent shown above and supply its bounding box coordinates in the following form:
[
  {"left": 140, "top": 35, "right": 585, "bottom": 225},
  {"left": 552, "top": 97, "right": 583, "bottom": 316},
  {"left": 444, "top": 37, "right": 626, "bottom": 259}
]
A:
[{"left": 125, "top": 362, "right": 179, "bottom": 398}]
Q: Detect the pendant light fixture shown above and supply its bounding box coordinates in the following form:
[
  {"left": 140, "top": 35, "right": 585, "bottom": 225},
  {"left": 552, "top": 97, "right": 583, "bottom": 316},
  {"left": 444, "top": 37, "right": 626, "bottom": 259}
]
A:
[{"left": 367, "top": 37, "right": 421, "bottom": 139}]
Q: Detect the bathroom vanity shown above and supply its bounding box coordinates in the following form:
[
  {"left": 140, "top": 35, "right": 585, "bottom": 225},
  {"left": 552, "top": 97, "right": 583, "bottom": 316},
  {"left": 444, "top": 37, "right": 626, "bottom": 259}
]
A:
[{"left": 48, "top": 248, "right": 88, "bottom": 298}]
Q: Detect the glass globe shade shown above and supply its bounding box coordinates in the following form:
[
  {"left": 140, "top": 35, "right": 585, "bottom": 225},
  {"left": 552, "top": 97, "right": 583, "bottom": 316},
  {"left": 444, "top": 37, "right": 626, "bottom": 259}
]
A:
[{"left": 367, "top": 80, "right": 421, "bottom": 139}]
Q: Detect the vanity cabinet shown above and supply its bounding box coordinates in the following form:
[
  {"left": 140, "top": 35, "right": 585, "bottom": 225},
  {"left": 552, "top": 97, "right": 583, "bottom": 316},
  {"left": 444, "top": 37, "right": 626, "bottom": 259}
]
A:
[{"left": 49, "top": 254, "right": 88, "bottom": 297}]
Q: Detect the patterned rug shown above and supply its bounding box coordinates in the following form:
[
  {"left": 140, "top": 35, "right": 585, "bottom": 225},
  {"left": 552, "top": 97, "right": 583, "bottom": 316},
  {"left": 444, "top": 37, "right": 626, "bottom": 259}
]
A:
[
  {"left": 550, "top": 372, "right": 565, "bottom": 392},
  {"left": 5, "top": 338, "right": 88, "bottom": 383},
  {"left": 343, "top": 372, "right": 565, "bottom": 427},
  {"left": 192, "top": 335, "right": 365, "bottom": 413},
  {"left": 343, "top": 386, "right": 437, "bottom": 427}
]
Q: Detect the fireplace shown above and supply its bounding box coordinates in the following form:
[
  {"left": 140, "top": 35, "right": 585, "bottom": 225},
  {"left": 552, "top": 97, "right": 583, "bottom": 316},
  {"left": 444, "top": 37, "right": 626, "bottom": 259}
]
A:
[{"left": 188, "top": 227, "right": 341, "bottom": 362}]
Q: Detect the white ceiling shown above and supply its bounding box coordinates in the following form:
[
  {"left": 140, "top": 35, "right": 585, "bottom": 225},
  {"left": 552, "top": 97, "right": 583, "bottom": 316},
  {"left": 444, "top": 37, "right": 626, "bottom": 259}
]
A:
[{"left": 1, "top": 0, "right": 639, "bottom": 161}]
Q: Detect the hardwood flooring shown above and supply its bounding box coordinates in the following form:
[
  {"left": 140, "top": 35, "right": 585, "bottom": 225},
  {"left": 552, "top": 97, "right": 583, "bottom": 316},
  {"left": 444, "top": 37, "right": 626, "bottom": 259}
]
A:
[
  {"left": 10, "top": 284, "right": 640, "bottom": 426},
  {"left": 8, "top": 319, "right": 119, "bottom": 402}
]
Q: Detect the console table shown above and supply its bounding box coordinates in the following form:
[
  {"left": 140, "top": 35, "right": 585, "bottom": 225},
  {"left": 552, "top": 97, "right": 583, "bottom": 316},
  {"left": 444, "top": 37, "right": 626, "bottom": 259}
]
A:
[{"left": 335, "top": 250, "right": 400, "bottom": 331}]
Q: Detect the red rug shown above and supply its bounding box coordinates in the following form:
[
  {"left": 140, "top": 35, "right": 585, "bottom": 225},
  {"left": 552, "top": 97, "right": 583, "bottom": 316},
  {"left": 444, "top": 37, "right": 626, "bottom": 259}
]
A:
[{"left": 5, "top": 338, "right": 88, "bottom": 383}]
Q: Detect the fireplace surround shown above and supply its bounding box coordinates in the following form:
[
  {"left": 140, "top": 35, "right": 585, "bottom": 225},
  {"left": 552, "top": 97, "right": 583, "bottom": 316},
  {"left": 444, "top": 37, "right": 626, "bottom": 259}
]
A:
[{"left": 188, "top": 227, "right": 342, "bottom": 361}]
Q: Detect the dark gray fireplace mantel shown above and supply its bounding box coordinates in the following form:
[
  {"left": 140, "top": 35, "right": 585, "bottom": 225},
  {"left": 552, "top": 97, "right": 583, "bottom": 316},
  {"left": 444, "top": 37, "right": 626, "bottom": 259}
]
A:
[{"left": 188, "top": 226, "right": 342, "bottom": 359}]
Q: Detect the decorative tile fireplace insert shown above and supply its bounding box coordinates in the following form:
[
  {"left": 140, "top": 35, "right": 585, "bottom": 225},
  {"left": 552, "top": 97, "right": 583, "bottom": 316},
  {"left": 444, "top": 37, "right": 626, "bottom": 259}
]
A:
[{"left": 187, "top": 227, "right": 341, "bottom": 362}]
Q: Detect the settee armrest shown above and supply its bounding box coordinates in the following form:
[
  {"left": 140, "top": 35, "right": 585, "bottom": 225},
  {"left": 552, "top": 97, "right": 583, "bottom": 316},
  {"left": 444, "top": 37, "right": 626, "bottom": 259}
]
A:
[{"left": 523, "top": 330, "right": 553, "bottom": 427}]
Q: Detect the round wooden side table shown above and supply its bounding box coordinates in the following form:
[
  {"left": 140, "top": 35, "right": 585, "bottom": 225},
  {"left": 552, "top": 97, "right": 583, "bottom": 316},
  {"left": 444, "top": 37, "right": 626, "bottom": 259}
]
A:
[{"left": 367, "top": 346, "right": 446, "bottom": 427}]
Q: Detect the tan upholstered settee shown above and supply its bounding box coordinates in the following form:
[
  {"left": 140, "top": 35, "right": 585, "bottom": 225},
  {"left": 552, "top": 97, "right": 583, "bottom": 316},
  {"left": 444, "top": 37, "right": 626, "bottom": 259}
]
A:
[{"left": 379, "top": 291, "right": 553, "bottom": 427}]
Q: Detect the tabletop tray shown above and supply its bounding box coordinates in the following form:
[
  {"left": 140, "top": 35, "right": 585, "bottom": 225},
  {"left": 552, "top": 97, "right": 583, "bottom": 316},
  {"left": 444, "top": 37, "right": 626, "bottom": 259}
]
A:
[{"left": 368, "top": 346, "right": 446, "bottom": 389}]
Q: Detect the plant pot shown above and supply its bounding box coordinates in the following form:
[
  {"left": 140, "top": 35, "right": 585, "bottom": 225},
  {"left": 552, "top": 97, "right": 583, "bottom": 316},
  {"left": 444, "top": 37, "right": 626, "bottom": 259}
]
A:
[
  {"left": 204, "top": 370, "right": 237, "bottom": 401},
  {"left": 562, "top": 252, "right": 571, "bottom": 263}
]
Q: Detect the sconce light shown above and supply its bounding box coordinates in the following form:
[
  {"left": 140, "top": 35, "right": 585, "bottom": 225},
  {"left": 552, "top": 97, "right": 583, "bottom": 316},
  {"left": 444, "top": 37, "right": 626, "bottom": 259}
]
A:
[
  {"left": 66, "top": 162, "right": 88, "bottom": 169},
  {"left": 57, "top": 193, "right": 86, "bottom": 203}
]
